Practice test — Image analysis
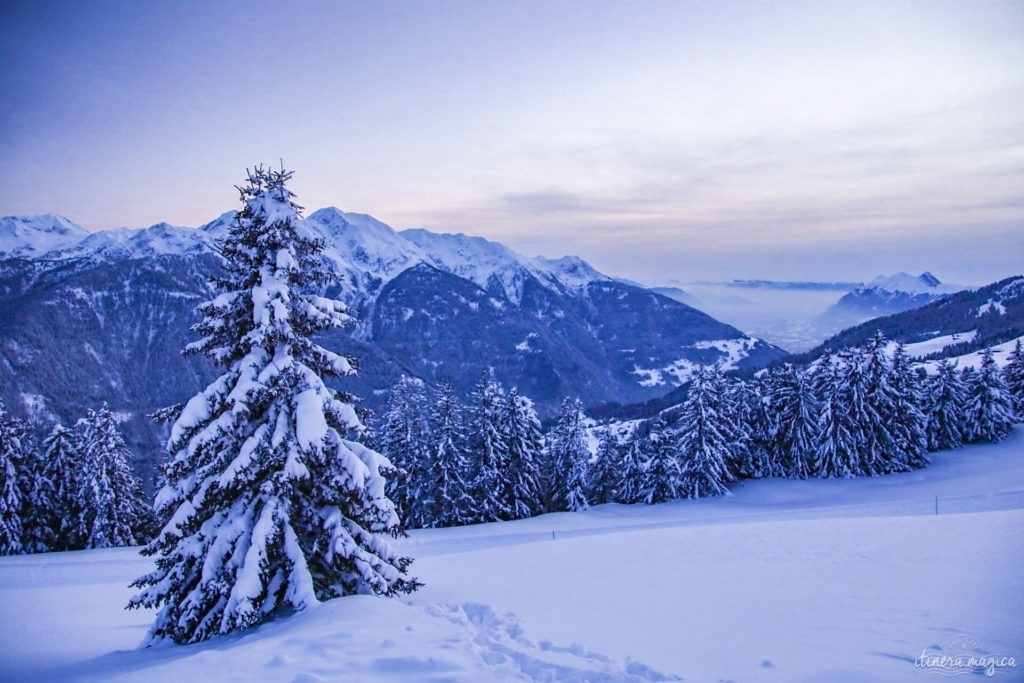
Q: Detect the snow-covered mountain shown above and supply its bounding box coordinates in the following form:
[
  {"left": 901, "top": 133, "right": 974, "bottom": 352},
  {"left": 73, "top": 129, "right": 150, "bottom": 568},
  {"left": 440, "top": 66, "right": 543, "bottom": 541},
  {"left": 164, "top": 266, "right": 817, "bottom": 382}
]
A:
[
  {"left": 792, "top": 274, "right": 1023, "bottom": 367},
  {"left": 823, "top": 271, "right": 966, "bottom": 324},
  {"left": 3, "top": 209, "right": 615, "bottom": 305},
  {"left": 0, "top": 208, "right": 785, "bottom": 476},
  {"left": 0, "top": 214, "right": 90, "bottom": 257}
]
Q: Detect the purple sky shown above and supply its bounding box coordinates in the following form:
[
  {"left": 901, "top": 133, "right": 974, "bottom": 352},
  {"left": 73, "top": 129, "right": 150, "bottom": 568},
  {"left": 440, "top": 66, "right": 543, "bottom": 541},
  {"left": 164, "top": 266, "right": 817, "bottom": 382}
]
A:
[{"left": 1, "top": 0, "right": 1022, "bottom": 285}]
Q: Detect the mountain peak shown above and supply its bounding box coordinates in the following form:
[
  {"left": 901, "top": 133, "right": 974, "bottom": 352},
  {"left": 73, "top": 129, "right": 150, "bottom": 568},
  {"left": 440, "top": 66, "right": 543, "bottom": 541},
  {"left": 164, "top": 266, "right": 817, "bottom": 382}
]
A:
[
  {"left": 0, "top": 213, "right": 91, "bottom": 257},
  {"left": 865, "top": 271, "right": 955, "bottom": 294}
]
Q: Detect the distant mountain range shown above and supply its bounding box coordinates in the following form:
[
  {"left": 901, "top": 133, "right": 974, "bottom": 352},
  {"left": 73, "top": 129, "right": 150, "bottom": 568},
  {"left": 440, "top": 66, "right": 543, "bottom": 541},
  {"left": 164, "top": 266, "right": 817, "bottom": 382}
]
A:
[
  {"left": 0, "top": 209, "right": 785, "bottom": 478},
  {"left": 821, "top": 271, "right": 966, "bottom": 326},
  {"left": 790, "top": 275, "right": 1023, "bottom": 366}
]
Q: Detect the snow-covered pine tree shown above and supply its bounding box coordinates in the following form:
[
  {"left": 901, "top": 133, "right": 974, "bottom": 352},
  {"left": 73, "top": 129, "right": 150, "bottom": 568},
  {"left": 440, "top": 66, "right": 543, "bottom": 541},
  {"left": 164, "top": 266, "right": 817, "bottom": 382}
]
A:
[
  {"left": 924, "top": 359, "right": 967, "bottom": 451},
  {"left": 76, "top": 404, "right": 149, "bottom": 549},
  {"left": 769, "top": 365, "right": 820, "bottom": 479},
  {"left": 501, "top": 388, "right": 544, "bottom": 519},
  {"left": 731, "top": 377, "right": 773, "bottom": 479},
  {"left": 615, "top": 431, "right": 646, "bottom": 505},
  {"left": 0, "top": 402, "right": 24, "bottom": 555},
  {"left": 887, "top": 343, "right": 928, "bottom": 470},
  {"left": 426, "top": 380, "right": 477, "bottom": 527},
  {"left": 963, "top": 347, "right": 1016, "bottom": 443},
  {"left": 465, "top": 372, "right": 511, "bottom": 523},
  {"left": 677, "top": 366, "right": 733, "bottom": 498},
  {"left": 862, "top": 332, "right": 900, "bottom": 475},
  {"left": 545, "top": 398, "right": 590, "bottom": 512},
  {"left": 587, "top": 427, "right": 621, "bottom": 505},
  {"left": 40, "top": 424, "right": 85, "bottom": 550},
  {"left": 637, "top": 416, "right": 683, "bottom": 503},
  {"left": 15, "top": 420, "right": 53, "bottom": 554},
  {"left": 1005, "top": 339, "right": 1024, "bottom": 419},
  {"left": 813, "top": 350, "right": 861, "bottom": 478},
  {"left": 0, "top": 406, "right": 51, "bottom": 554},
  {"left": 378, "top": 375, "right": 430, "bottom": 528},
  {"left": 129, "top": 166, "right": 418, "bottom": 645}
]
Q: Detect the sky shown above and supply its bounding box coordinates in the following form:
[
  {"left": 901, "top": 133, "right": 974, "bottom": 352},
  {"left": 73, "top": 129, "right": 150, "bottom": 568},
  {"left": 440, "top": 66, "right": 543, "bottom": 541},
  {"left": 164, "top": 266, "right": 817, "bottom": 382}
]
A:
[{"left": 1, "top": 0, "right": 1022, "bottom": 285}]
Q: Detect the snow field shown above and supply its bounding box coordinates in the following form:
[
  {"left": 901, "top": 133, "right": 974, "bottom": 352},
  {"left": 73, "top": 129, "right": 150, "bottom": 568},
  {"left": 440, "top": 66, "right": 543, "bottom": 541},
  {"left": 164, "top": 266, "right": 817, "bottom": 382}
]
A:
[{"left": 2, "top": 430, "right": 1023, "bottom": 682}]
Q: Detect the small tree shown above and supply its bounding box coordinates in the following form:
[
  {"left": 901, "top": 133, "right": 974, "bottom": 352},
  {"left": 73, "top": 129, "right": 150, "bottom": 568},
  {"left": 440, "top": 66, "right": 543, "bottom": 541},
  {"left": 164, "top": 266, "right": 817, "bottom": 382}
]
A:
[
  {"left": 924, "top": 359, "right": 966, "bottom": 452},
  {"left": 129, "top": 167, "right": 418, "bottom": 645},
  {"left": 0, "top": 403, "right": 24, "bottom": 555},
  {"left": 814, "top": 351, "right": 860, "bottom": 479},
  {"left": 963, "top": 348, "right": 1015, "bottom": 443},
  {"left": 615, "top": 432, "right": 646, "bottom": 505},
  {"left": 426, "top": 380, "right": 477, "bottom": 527},
  {"left": 638, "top": 416, "right": 683, "bottom": 503},
  {"left": 546, "top": 398, "right": 590, "bottom": 512},
  {"left": 378, "top": 376, "right": 431, "bottom": 528},
  {"left": 77, "top": 405, "right": 149, "bottom": 549},
  {"left": 1004, "top": 339, "right": 1024, "bottom": 419},
  {"left": 40, "top": 424, "right": 85, "bottom": 550},
  {"left": 731, "top": 378, "right": 773, "bottom": 479},
  {"left": 502, "top": 388, "right": 544, "bottom": 520},
  {"left": 587, "top": 427, "right": 621, "bottom": 505},
  {"left": 887, "top": 343, "right": 928, "bottom": 471},
  {"left": 466, "top": 372, "right": 511, "bottom": 523},
  {"left": 677, "top": 367, "right": 733, "bottom": 498},
  {"left": 769, "top": 365, "right": 819, "bottom": 479},
  {"left": 17, "top": 424, "right": 53, "bottom": 554},
  {"left": 862, "top": 333, "right": 899, "bottom": 475}
]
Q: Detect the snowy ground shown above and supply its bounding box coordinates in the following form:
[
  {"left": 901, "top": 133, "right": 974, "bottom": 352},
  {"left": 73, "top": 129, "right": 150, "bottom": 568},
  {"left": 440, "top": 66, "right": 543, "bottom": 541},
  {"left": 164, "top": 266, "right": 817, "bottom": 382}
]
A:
[{"left": 3, "top": 432, "right": 1024, "bottom": 682}]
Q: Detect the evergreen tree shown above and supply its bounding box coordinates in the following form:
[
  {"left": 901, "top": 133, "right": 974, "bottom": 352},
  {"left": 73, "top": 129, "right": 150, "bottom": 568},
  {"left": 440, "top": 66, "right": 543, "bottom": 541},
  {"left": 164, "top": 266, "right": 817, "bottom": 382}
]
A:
[
  {"left": 769, "top": 365, "right": 819, "bottom": 479},
  {"left": 731, "top": 377, "right": 773, "bottom": 479},
  {"left": 546, "top": 398, "right": 590, "bottom": 512},
  {"left": 587, "top": 427, "right": 621, "bottom": 505},
  {"left": 887, "top": 343, "right": 928, "bottom": 470},
  {"left": 0, "top": 403, "right": 24, "bottom": 555},
  {"left": 378, "top": 376, "right": 430, "bottom": 528},
  {"left": 963, "top": 348, "right": 1015, "bottom": 443},
  {"left": 924, "top": 359, "right": 967, "bottom": 452},
  {"left": 1005, "top": 339, "right": 1024, "bottom": 419},
  {"left": 813, "top": 351, "right": 861, "bottom": 478},
  {"left": 862, "top": 332, "right": 900, "bottom": 475},
  {"left": 15, "top": 420, "right": 52, "bottom": 554},
  {"left": 615, "top": 431, "right": 646, "bottom": 505},
  {"left": 465, "top": 372, "right": 511, "bottom": 522},
  {"left": 77, "top": 404, "right": 149, "bottom": 549},
  {"left": 129, "top": 167, "right": 418, "bottom": 645},
  {"left": 501, "top": 388, "right": 544, "bottom": 519},
  {"left": 40, "top": 424, "right": 85, "bottom": 550},
  {"left": 677, "top": 367, "right": 733, "bottom": 498},
  {"left": 637, "top": 416, "right": 683, "bottom": 503},
  {"left": 426, "top": 380, "right": 477, "bottom": 527}
]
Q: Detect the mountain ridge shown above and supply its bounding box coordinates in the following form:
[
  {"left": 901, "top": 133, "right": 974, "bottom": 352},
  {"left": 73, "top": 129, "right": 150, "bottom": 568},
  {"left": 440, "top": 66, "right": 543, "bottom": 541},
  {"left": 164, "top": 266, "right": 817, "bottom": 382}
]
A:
[{"left": 0, "top": 208, "right": 786, "bottom": 481}]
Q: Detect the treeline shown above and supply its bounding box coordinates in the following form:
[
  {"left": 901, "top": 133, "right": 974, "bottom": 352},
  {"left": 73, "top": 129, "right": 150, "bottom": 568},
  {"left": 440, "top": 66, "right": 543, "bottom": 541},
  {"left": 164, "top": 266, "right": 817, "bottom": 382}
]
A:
[
  {"left": 0, "top": 402, "right": 151, "bottom": 555},
  {"left": 379, "top": 335, "right": 1024, "bottom": 528}
]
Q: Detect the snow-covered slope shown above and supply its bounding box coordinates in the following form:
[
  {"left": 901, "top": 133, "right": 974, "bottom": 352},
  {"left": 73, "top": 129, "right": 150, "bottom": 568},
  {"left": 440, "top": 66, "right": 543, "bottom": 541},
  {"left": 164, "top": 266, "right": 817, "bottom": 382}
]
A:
[
  {"left": 3, "top": 430, "right": 1022, "bottom": 682},
  {"left": 0, "top": 214, "right": 90, "bottom": 257}
]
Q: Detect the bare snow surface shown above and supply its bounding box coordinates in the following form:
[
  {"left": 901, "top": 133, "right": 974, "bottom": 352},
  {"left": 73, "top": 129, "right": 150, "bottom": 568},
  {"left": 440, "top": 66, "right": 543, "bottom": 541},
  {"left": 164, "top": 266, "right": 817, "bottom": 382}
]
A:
[{"left": 3, "top": 431, "right": 1024, "bottom": 682}]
